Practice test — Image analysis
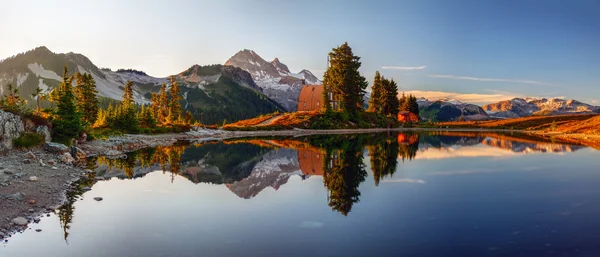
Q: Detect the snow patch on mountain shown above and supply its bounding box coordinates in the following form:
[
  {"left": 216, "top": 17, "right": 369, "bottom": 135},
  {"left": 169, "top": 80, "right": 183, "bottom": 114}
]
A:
[
  {"left": 16, "top": 73, "right": 28, "bottom": 87},
  {"left": 37, "top": 79, "right": 50, "bottom": 93},
  {"left": 483, "top": 97, "right": 600, "bottom": 118},
  {"left": 225, "top": 49, "right": 322, "bottom": 111},
  {"left": 27, "top": 63, "right": 62, "bottom": 81}
]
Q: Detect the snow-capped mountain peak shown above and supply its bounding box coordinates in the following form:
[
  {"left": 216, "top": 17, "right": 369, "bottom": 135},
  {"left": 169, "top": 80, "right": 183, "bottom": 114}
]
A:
[
  {"left": 483, "top": 97, "right": 600, "bottom": 118},
  {"left": 271, "top": 58, "right": 290, "bottom": 75},
  {"left": 225, "top": 49, "right": 323, "bottom": 111}
]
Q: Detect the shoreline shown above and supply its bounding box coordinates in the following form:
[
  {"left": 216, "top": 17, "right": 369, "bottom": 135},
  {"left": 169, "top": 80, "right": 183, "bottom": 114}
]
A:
[{"left": 1, "top": 127, "right": 598, "bottom": 242}]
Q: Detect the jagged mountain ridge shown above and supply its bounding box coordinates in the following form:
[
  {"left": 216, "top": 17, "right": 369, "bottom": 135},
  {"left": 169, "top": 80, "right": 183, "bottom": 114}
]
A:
[
  {"left": 483, "top": 98, "right": 600, "bottom": 118},
  {"left": 224, "top": 49, "right": 322, "bottom": 111},
  {"left": 0, "top": 46, "right": 284, "bottom": 124}
]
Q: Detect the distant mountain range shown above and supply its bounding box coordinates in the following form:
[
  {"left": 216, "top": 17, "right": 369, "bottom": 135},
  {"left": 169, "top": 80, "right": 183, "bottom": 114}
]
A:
[
  {"left": 416, "top": 97, "right": 599, "bottom": 121},
  {"left": 0, "top": 46, "right": 284, "bottom": 124},
  {"left": 1, "top": 46, "right": 597, "bottom": 124},
  {"left": 482, "top": 98, "right": 600, "bottom": 118},
  {"left": 417, "top": 98, "right": 490, "bottom": 121}
]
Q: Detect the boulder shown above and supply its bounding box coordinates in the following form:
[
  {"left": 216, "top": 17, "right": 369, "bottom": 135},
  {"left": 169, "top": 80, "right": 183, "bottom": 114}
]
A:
[
  {"left": 35, "top": 125, "right": 51, "bottom": 142},
  {"left": 12, "top": 217, "right": 28, "bottom": 226},
  {"left": 44, "top": 142, "right": 69, "bottom": 154},
  {"left": 71, "top": 147, "right": 86, "bottom": 161},
  {"left": 59, "top": 153, "right": 75, "bottom": 165},
  {"left": 0, "top": 109, "right": 25, "bottom": 150},
  {"left": 23, "top": 151, "right": 36, "bottom": 160}
]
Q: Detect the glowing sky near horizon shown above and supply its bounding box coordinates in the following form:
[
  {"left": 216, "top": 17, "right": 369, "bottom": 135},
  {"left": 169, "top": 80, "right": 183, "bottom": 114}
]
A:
[{"left": 1, "top": 0, "right": 599, "bottom": 104}]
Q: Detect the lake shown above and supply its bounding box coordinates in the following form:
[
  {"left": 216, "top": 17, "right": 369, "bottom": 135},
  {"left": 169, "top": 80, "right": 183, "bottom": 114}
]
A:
[{"left": 2, "top": 132, "right": 600, "bottom": 257}]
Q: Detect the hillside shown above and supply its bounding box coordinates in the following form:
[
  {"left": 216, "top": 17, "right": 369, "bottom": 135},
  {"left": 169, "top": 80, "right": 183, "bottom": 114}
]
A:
[
  {"left": 0, "top": 47, "right": 284, "bottom": 125},
  {"left": 223, "top": 111, "right": 398, "bottom": 130},
  {"left": 556, "top": 115, "right": 600, "bottom": 134},
  {"left": 418, "top": 98, "right": 489, "bottom": 122},
  {"left": 173, "top": 64, "right": 285, "bottom": 124},
  {"left": 436, "top": 114, "right": 598, "bottom": 130}
]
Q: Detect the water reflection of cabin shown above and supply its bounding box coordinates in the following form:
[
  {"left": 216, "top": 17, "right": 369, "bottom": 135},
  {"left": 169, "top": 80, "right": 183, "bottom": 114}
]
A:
[
  {"left": 298, "top": 148, "right": 339, "bottom": 179},
  {"left": 297, "top": 84, "right": 339, "bottom": 112}
]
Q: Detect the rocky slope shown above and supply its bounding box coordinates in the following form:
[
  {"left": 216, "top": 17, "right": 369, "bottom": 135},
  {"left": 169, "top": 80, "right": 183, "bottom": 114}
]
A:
[
  {"left": 418, "top": 98, "right": 490, "bottom": 122},
  {"left": 225, "top": 49, "right": 322, "bottom": 111},
  {"left": 483, "top": 98, "right": 600, "bottom": 118}
]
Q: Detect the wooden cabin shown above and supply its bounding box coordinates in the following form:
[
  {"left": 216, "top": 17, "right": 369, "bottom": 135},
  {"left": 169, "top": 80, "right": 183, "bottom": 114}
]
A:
[
  {"left": 398, "top": 111, "right": 419, "bottom": 123},
  {"left": 297, "top": 84, "right": 339, "bottom": 112}
]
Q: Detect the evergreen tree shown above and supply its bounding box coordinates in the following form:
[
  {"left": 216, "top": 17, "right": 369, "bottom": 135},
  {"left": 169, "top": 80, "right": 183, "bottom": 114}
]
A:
[
  {"left": 74, "top": 72, "right": 99, "bottom": 125},
  {"left": 151, "top": 92, "right": 160, "bottom": 121},
  {"left": 323, "top": 42, "right": 368, "bottom": 118},
  {"left": 117, "top": 81, "right": 139, "bottom": 133},
  {"left": 408, "top": 94, "right": 420, "bottom": 116},
  {"left": 31, "top": 87, "right": 43, "bottom": 114},
  {"left": 158, "top": 84, "right": 169, "bottom": 123},
  {"left": 0, "top": 84, "right": 27, "bottom": 114},
  {"left": 384, "top": 79, "right": 400, "bottom": 117},
  {"left": 93, "top": 108, "right": 108, "bottom": 128},
  {"left": 167, "top": 76, "right": 182, "bottom": 123},
  {"left": 367, "top": 71, "right": 384, "bottom": 113},
  {"left": 139, "top": 105, "right": 157, "bottom": 128},
  {"left": 53, "top": 66, "right": 83, "bottom": 144},
  {"left": 399, "top": 92, "right": 409, "bottom": 112},
  {"left": 122, "top": 81, "right": 134, "bottom": 109}
]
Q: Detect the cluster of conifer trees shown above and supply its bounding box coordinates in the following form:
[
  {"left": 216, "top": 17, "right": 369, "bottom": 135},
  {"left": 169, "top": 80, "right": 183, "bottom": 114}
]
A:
[
  {"left": 6, "top": 66, "right": 195, "bottom": 144},
  {"left": 367, "top": 71, "right": 401, "bottom": 117},
  {"left": 322, "top": 42, "right": 369, "bottom": 119},
  {"left": 322, "top": 42, "right": 419, "bottom": 122}
]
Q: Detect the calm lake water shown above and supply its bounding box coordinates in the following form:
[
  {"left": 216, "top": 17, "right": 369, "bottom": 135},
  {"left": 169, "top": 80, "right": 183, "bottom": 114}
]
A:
[{"left": 2, "top": 132, "right": 600, "bottom": 257}]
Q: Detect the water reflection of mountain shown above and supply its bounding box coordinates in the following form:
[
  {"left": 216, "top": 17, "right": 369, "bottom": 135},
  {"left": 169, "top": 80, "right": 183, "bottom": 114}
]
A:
[
  {"left": 226, "top": 148, "right": 301, "bottom": 199},
  {"left": 89, "top": 132, "right": 587, "bottom": 216},
  {"left": 419, "top": 132, "right": 585, "bottom": 154}
]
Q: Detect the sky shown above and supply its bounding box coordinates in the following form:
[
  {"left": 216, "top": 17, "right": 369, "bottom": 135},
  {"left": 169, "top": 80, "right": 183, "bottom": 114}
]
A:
[{"left": 1, "top": 0, "right": 599, "bottom": 105}]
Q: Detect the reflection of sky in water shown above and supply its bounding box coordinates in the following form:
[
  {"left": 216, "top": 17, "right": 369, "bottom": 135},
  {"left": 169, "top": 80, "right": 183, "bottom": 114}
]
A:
[{"left": 3, "top": 134, "right": 600, "bottom": 257}]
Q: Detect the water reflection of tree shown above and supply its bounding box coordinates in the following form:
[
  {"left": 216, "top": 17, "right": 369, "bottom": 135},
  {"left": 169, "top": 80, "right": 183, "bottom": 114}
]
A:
[
  {"left": 368, "top": 135, "right": 400, "bottom": 187},
  {"left": 57, "top": 174, "right": 95, "bottom": 243},
  {"left": 311, "top": 135, "right": 369, "bottom": 216},
  {"left": 92, "top": 145, "right": 187, "bottom": 180}
]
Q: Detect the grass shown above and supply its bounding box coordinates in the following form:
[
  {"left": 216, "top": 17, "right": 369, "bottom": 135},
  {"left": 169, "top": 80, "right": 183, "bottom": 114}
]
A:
[
  {"left": 223, "top": 111, "right": 399, "bottom": 131},
  {"left": 555, "top": 115, "right": 600, "bottom": 134},
  {"left": 88, "top": 124, "right": 192, "bottom": 141},
  {"left": 13, "top": 132, "right": 45, "bottom": 149},
  {"left": 435, "top": 114, "right": 598, "bottom": 131},
  {"left": 222, "top": 113, "right": 280, "bottom": 129}
]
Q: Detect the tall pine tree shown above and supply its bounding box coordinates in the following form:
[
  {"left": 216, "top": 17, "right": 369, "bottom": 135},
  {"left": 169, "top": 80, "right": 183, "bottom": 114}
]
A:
[
  {"left": 167, "top": 76, "right": 182, "bottom": 123},
  {"left": 367, "top": 71, "right": 384, "bottom": 113},
  {"left": 158, "top": 84, "right": 169, "bottom": 124},
  {"left": 53, "top": 66, "right": 83, "bottom": 144},
  {"left": 384, "top": 78, "right": 400, "bottom": 117},
  {"left": 74, "top": 72, "right": 99, "bottom": 125},
  {"left": 323, "top": 42, "right": 368, "bottom": 118}
]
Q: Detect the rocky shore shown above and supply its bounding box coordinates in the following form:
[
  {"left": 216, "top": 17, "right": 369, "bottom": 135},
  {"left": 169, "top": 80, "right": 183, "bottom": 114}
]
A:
[
  {"left": 1, "top": 126, "right": 597, "bottom": 243},
  {"left": 0, "top": 145, "right": 90, "bottom": 242}
]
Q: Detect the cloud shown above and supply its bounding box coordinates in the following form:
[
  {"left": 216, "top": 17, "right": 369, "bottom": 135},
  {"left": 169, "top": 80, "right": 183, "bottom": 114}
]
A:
[
  {"left": 429, "top": 74, "right": 559, "bottom": 87},
  {"left": 380, "top": 178, "right": 426, "bottom": 184},
  {"left": 403, "top": 90, "right": 518, "bottom": 104},
  {"left": 430, "top": 166, "right": 542, "bottom": 176},
  {"left": 382, "top": 65, "right": 427, "bottom": 71}
]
